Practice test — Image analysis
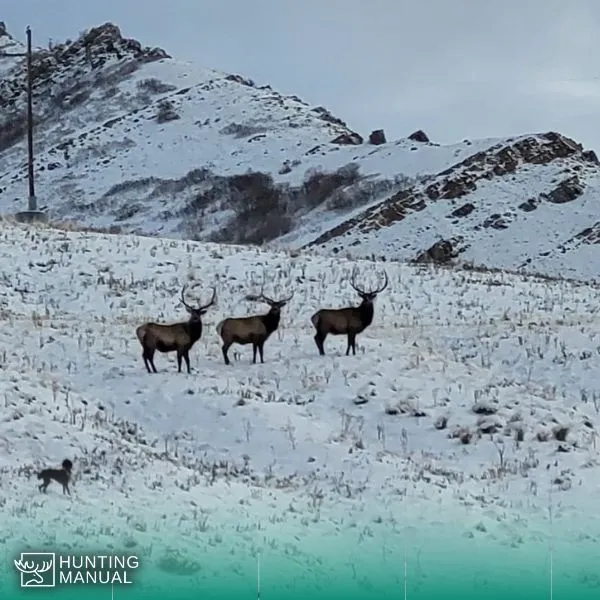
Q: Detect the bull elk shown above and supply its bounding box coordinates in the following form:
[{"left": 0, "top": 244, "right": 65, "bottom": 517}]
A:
[
  {"left": 311, "top": 267, "right": 388, "bottom": 356},
  {"left": 216, "top": 285, "right": 294, "bottom": 365},
  {"left": 135, "top": 284, "right": 216, "bottom": 373}
]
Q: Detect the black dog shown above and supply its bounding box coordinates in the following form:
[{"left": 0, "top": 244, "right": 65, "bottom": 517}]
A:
[{"left": 37, "top": 459, "right": 73, "bottom": 495}]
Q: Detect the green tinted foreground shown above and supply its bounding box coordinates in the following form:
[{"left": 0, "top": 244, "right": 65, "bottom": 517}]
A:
[{"left": 2, "top": 525, "right": 599, "bottom": 600}]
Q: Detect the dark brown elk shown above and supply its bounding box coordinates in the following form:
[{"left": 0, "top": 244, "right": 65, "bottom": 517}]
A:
[
  {"left": 311, "top": 268, "right": 388, "bottom": 356},
  {"left": 135, "top": 285, "right": 216, "bottom": 374},
  {"left": 216, "top": 286, "right": 294, "bottom": 365}
]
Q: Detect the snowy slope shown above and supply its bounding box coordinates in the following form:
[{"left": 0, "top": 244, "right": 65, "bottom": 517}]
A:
[
  {"left": 0, "top": 24, "right": 496, "bottom": 245},
  {"left": 305, "top": 133, "right": 600, "bottom": 280},
  {"left": 2, "top": 22, "right": 600, "bottom": 281},
  {"left": 1, "top": 219, "right": 600, "bottom": 594},
  {"left": 0, "top": 21, "right": 24, "bottom": 77}
]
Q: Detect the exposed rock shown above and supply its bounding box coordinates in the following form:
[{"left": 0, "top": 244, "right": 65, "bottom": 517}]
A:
[
  {"left": 574, "top": 224, "right": 600, "bottom": 244},
  {"left": 312, "top": 106, "right": 348, "bottom": 128},
  {"left": 482, "top": 213, "right": 512, "bottom": 230},
  {"left": 369, "top": 129, "right": 386, "bottom": 145},
  {"left": 225, "top": 74, "right": 255, "bottom": 87},
  {"left": 306, "top": 132, "right": 592, "bottom": 250},
  {"left": 414, "top": 239, "right": 457, "bottom": 264},
  {"left": 582, "top": 150, "right": 599, "bottom": 164},
  {"left": 450, "top": 202, "right": 475, "bottom": 218},
  {"left": 408, "top": 129, "right": 429, "bottom": 143},
  {"left": 278, "top": 162, "right": 292, "bottom": 175},
  {"left": 0, "top": 21, "right": 7, "bottom": 37},
  {"left": 541, "top": 176, "right": 585, "bottom": 204},
  {"left": 331, "top": 132, "right": 363, "bottom": 145},
  {"left": 518, "top": 198, "right": 538, "bottom": 212}
]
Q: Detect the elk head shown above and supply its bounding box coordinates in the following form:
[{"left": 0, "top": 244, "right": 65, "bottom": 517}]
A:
[
  {"left": 349, "top": 267, "right": 389, "bottom": 303},
  {"left": 245, "top": 283, "right": 294, "bottom": 313},
  {"left": 180, "top": 284, "right": 217, "bottom": 320}
]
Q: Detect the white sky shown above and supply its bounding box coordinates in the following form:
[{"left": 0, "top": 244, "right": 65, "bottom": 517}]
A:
[{"left": 3, "top": 0, "right": 600, "bottom": 150}]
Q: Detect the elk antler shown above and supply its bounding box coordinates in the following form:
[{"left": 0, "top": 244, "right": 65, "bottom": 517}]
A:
[
  {"left": 349, "top": 267, "right": 389, "bottom": 295},
  {"left": 180, "top": 285, "right": 194, "bottom": 311},
  {"left": 372, "top": 270, "right": 389, "bottom": 294},
  {"left": 349, "top": 266, "right": 367, "bottom": 295},
  {"left": 246, "top": 281, "right": 293, "bottom": 306},
  {"left": 199, "top": 287, "right": 217, "bottom": 310},
  {"left": 181, "top": 284, "right": 215, "bottom": 311}
]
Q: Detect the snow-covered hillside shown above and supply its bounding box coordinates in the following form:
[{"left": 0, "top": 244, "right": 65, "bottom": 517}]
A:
[
  {"left": 0, "top": 219, "right": 600, "bottom": 595},
  {"left": 0, "top": 21, "right": 24, "bottom": 78},
  {"left": 306, "top": 132, "right": 600, "bottom": 281},
  {"left": 2, "top": 22, "right": 600, "bottom": 278}
]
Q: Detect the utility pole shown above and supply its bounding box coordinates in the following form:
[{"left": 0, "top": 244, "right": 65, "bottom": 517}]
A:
[
  {"left": 0, "top": 25, "right": 46, "bottom": 222},
  {"left": 25, "top": 26, "right": 36, "bottom": 211}
]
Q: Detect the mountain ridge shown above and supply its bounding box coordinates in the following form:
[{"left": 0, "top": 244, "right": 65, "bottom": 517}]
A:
[{"left": 1, "top": 21, "right": 600, "bottom": 279}]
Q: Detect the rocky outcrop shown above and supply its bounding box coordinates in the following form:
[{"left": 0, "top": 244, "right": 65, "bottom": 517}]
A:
[
  {"left": 414, "top": 239, "right": 460, "bottom": 264},
  {"left": 331, "top": 132, "right": 363, "bottom": 145},
  {"left": 0, "top": 22, "right": 172, "bottom": 153},
  {"left": 542, "top": 176, "right": 584, "bottom": 204},
  {"left": 369, "top": 129, "right": 386, "bottom": 145},
  {"left": 0, "top": 22, "right": 170, "bottom": 113},
  {"left": 306, "top": 132, "right": 594, "bottom": 248},
  {"left": 575, "top": 224, "right": 600, "bottom": 244},
  {"left": 408, "top": 130, "right": 429, "bottom": 143},
  {"left": 449, "top": 202, "right": 475, "bottom": 218}
]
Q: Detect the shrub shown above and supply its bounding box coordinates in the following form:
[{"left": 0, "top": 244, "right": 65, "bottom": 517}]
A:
[
  {"left": 156, "top": 99, "right": 180, "bottom": 123},
  {"left": 0, "top": 112, "right": 27, "bottom": 152},
  {"left": 136, "top": 78, "right": 177, "bottom": 94},
  {"left": 219, "top": 122, "right": 266, "bottom": 138},
  {"left": 298, "top": 162, "right": 361, "bottom": 210}
]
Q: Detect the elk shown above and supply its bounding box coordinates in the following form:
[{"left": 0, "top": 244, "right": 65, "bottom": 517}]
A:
[
  {"left": 135, "top": 284, "right": 216, "bottom": 373},
  {"left": 311, "top": 267, "right": 389, "bottom": 356},
  {"left": 216, "top": 285, "right": 294, "bottom": 365}
]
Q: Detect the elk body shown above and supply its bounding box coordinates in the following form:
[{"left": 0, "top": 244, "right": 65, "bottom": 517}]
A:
[
  {"left": 135, "top": 285, "right": 216, "bottom": 373},
  {"left": 311, "top": 268, "right": 388, "bottom": 356},
  {"left": 216, "top": 287, "right": 293, "bottom": 365}
]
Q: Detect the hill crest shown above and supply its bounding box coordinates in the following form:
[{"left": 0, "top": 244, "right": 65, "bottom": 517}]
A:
[{"left": 1, "top": 22, "right": 600, "bottom": 279}]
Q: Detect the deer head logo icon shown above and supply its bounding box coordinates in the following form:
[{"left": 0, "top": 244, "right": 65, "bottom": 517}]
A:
[{"left": 14, "top": 553, "right": 56, "bottom": 587}]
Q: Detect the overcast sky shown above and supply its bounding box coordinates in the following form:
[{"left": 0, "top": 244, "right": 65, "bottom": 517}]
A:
[{"left": 4, "top": 0, "right": 600, "bottom": 150}]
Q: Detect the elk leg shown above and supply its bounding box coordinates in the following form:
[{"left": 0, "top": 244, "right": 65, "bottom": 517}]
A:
[
  {"left": 346, "top": 333, "right": 356, "bottom": 356},
  {"left": 183, "top": 352, "right": 191, "bottom": 374},
  {"left": 258, "top": 343, "right": 264, "bottom": 364},
  {"left": 142, "top": 350, "right": 152, "bottom": 373},
  {"left": 222, "top": 343, "right": 231, "bottom": 366},
  {"left": 176, "top": 351, "right": 183, "bottom": 373},
  {"left": 314, "top": 332, "right": 326, "bottom": 356},
  {"left": 144, "top": 349, "right": 158, "bottom": 373},
  {"left": 252, "top": 344, "right": 257, "bottom": 364},
  {"left": 149, "top": 357, "right": 158, "bottom": 373}
]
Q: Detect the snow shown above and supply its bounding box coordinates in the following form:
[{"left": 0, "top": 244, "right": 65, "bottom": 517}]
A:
[
  {"left": 312, "top": 160, "right": 600, "bottom": 268},
  {"left": 306, "top": 137, "right": 600, "bottom": 281},
  {"left": 0, "top": 40, "right": 537, "bottom": 259},
  {"left": 1, "top": 220, "right": 600, "bottom": 594},
  {"left": 3, "top": 27, "right": 600, "bottom": 280},
  {"left": 0, "top": 28, "right": 25, "bottom": 77}
]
